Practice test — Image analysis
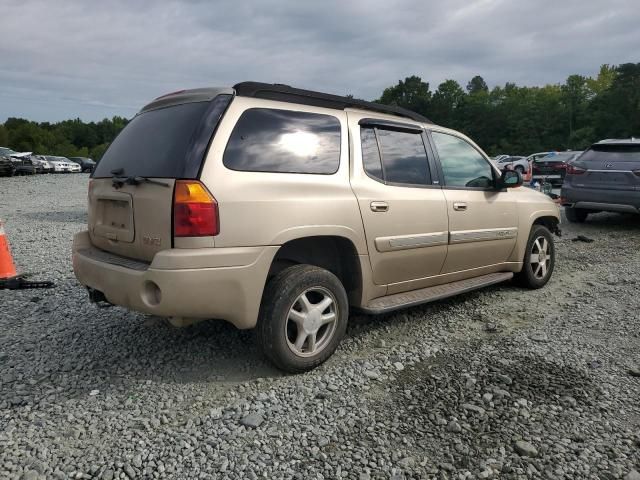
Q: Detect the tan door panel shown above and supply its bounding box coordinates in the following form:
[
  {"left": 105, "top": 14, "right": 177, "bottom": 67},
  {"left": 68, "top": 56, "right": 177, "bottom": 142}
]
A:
[
  {"left": 441, "top": 189, "right": 518, "bottom": 273},
  {"left": 347, "top": 111, "right": 448, "bottom": 286}
]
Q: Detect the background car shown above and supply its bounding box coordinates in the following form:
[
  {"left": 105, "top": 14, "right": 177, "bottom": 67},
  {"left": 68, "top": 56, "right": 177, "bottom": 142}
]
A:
[
  {"left": 44, "top": 156, "right": 74, "bottom": 173},
  {"left": 532, "top": 151, "right": 582, "bottom": 186},
  {"left": 524, "top": 151, "right": 554, "bottom": 163},
  {"left": 31, "top": 155, "right": 53, "bottom": 173},
  {"left": 14, "top": 158, "right": 37, "bottom": 175},
  {"left": 0, "top": 155, "right": 16, "bottom": 176},
  {"left": 68, "top": 156, "right": 96, "bottom": 173},
  {"left": 68, "top": 161, "right": 82, "bottom": 173},
  {"left": 562, "top": 138, "right": 640, "bottom": 222},
  {"left": 495, "top": 155, "right": 529, "bottom": 173}
]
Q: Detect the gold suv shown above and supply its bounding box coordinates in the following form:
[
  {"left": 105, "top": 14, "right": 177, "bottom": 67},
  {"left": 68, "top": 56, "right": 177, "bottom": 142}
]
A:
[{"left": 73, "top": 82, "right": 561, "bottom": 372}]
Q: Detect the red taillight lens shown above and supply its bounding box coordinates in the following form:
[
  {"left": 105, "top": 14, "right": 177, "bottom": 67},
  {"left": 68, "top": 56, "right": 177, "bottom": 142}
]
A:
[
  {"left": 566, "top": 164, "right": 586, "bottom": 175},
  {"left": 173, "top": 180, "right": 219, "bottom": 237}
]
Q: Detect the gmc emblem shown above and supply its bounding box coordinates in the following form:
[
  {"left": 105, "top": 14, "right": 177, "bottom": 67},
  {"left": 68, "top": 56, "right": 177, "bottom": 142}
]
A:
[{"left": 143, "top": 236, "right": 161, "bottom": 247}]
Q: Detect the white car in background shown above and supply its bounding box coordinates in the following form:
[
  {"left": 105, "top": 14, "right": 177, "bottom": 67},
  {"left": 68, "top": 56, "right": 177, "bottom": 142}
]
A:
[
  {"left": 68, "top": 161, "right": 82, "bottom": 173},
  {"left": 495, "top": 155, "right": 530, "bottom": 173},
  {"left": 45, "top": 156, "right": 74, "bottom": 173}
]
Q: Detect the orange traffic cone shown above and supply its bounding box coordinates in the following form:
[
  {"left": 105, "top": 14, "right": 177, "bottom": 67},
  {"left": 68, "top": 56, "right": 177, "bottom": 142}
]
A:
[
  {"left": 0, "top": 220, "right": 18, "bottom": 280},
  {"left": 0, "top": 220, "right": 54, "bottom": 290}
]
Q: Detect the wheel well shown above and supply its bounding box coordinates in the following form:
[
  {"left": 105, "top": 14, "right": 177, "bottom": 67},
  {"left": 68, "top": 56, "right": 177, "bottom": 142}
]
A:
[
  {"left": 268, "top": 236, "right": 362, "bottom": 304},
  {"left": 533, "top": 216, "right": 561, "bottom": 236}
]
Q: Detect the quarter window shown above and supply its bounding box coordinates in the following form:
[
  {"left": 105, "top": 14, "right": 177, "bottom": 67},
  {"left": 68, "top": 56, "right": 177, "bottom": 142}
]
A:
[
  {"left": 361, "top": 127, "right": 431, "bottom": 186},
  {"left": 223, "top": 108, "right": 341, "bottom": 174},
  {"left": 431, "top": 132, "right": 494, "bottom": 188},
  {"left": 360, "top": 127, "right": 383, "bottom": 181}
]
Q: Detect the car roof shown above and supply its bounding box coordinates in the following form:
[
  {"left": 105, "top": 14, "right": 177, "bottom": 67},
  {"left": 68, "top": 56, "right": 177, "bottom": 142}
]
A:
[
  {"left": 594, "top": 138, "right": 640, "bottom": 146},
  {"left": 140, "top": 82, "right": 431, "bottom": 124}
]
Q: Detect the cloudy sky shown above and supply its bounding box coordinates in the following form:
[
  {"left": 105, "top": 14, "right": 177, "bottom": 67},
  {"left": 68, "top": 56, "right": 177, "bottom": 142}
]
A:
[{"left": 1, "top": 0, "right": 639, "bottom": 122}]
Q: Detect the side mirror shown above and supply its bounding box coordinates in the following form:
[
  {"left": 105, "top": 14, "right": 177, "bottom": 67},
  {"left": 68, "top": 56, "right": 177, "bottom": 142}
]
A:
[{"left": 500, "top": 169, "right": 523, "bottom": 188}]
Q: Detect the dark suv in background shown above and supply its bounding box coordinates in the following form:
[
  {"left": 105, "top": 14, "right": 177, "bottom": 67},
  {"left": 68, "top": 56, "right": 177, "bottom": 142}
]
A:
[{"left": 562, "top": 139, "right": 640, "bottom": 222}]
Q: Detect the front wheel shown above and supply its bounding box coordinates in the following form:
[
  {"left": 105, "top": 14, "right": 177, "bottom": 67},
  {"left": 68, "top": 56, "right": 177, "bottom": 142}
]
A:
[
  {"left": 514, "top": 225, "right": 555, "bottom": 289},
  {"left": 256, "top": 264, "right": 349, "bottom": 373}
]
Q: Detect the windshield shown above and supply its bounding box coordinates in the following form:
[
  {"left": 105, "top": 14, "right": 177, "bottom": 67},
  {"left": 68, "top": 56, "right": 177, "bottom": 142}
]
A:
[
  {"left": 0, "top": 147, "right": 17, "bottom": 156},
  {"left": 537, "top": 153, "right": 578, "bottom": 163}
]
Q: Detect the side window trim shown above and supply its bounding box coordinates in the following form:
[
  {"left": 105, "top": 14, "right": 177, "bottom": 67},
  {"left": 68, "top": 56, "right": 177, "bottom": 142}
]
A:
[
  {"left": 422, "top": 130, "right": 444, "bottom": 186},
  {"left": 427, "top": 129, "right": 497, "bottom": 191}
]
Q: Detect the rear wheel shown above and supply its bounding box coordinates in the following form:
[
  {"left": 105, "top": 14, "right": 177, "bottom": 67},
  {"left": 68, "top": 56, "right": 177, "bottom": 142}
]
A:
[
  {"left": 565, "top": 206, "right": 588, "bottom": 223},
  {"left": 256, "top": 264, "right": 348, "bottom": 373},
  {"left": 515, "top": 225, "right": 555, "bottom": 289}
]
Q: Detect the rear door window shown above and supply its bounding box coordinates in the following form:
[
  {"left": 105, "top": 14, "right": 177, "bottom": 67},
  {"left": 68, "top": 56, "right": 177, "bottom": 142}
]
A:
[
  {"left": 93, "top": 95, "right": 231, "bottom": 179},
  {"left": 223, "top": 108, "right": 341, "bottom": 174},
  {"left": 360, "top": 126, "right": 431, "bottom": 186}
]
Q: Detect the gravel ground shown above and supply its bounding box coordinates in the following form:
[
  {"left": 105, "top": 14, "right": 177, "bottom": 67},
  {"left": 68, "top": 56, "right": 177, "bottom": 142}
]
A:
[{"left": 1, "top": 174, "right": 639, "bottom": 480}]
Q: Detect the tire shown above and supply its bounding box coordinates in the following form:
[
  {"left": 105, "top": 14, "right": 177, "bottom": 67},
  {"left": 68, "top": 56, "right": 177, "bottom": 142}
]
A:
[
  {"left": 515, "top": 165, "right": 525, "bottom": 173},
  {"left": 256, "top": 264, "right": 349, "bottom": 373},
  {"left": 514, "top": 225, "right": 555, "bottom": 289},
  {"left": 565, "top": 206, "right": 588, "bottom": 223}
]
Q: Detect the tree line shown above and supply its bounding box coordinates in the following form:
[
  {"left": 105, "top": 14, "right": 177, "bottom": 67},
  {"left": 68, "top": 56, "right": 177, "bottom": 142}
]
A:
[
  {"left": 1, "top": 62, "right": 638, "bottom": 159},
  {"left": 376, "top": 63, "right": 640, "bottom": 155},
  {"left": 0, "top": 116, "right": 128, "bottom": 161}
]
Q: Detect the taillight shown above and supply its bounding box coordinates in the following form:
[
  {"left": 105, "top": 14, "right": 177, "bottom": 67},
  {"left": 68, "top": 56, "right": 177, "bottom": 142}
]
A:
[
  {"left": 566, "top": 164, "right": 586, "bottom": 175},
  {"left": 173, "top": 180, "right": 219, "bottom": 237}
]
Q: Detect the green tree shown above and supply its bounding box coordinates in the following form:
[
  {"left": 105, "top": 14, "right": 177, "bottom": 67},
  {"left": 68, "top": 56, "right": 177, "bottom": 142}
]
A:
[
  {"left": 430, "top": 80, "right": 465, "bottom": 125},
  {"left": 378, "top": 75, "right": 431, "bottom": 115},
  {"left": 466, "top": 75, "right": 489, "bottom": 95}
]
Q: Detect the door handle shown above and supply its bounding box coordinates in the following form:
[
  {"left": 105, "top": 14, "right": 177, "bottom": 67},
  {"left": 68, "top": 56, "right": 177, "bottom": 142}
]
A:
[
  {"left": 453, "top": 202, "right": 467, "bottom": 211},
  {"left": 370, "top": 201, "right": 389, "bottom": 212}
]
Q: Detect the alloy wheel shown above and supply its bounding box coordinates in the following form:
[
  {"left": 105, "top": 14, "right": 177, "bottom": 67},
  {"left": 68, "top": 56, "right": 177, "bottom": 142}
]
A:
[{"left": 285, "top": 287, "right": 338, "bottom": 358}]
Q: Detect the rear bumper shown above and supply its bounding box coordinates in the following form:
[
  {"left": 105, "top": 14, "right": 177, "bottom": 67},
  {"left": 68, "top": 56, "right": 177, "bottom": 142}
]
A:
[
  {"left": 72, "top": 231, "right": 278, "bottom": 329},
  {"left": 561, "top": 185, "right": 640, "bottom": 212}
]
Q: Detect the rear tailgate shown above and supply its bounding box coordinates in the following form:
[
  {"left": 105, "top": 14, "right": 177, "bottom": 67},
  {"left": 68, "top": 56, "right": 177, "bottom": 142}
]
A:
[
  {"left": 89, "top": 90, "right": 233, "bottom": 261},
  {"left": 88, "top": 179, "right": 175, "bottom": 262},
  {"left": 569, "top": 145, "right": 640, "bottom": 191}
]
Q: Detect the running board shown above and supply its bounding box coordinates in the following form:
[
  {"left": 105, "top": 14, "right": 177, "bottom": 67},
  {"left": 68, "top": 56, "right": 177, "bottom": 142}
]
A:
[{"left": 360, "top": 272, "right": 514, "bottom": 315}]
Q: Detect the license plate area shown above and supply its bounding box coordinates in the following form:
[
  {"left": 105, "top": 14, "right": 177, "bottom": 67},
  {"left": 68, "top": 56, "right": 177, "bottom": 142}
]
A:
[
  {"left": 93, "top": 195, "right": 135, "bottom": 243},
  {"left": 586, "top": 172, "right": 630, "bottom": 184}
]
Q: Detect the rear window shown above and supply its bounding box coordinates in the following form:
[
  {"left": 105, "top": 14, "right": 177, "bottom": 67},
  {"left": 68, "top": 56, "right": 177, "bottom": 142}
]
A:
[
  {"left": 93, "top": 95, "right": 231, "bottom": 179},
  {"left": 579, "top": 145, "right": 640, "bottom": 163},
  {"left": 223, "top": 108, "right": 341, "bottom": 174}
]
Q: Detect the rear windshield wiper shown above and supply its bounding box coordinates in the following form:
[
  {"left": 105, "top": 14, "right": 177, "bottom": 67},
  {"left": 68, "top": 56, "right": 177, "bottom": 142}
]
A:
[{"left": 111, "top": 169, "right": 170, "bottom": 188}]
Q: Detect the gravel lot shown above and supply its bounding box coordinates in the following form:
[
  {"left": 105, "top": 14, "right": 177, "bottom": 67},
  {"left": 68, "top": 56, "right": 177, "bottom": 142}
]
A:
[{"left": 1, "top": 174, "right": 639, "bottom": 480}]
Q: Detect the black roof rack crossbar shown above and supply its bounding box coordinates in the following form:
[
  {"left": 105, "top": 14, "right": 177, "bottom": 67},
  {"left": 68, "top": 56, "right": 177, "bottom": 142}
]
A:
[{"left": 233, "top": 82, "right": 431, "bottom": 124}]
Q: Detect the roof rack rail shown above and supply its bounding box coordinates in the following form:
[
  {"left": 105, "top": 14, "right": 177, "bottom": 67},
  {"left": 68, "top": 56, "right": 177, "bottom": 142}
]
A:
[{"left": 233, "top": 81, "right": 431, "bottom": 124}]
